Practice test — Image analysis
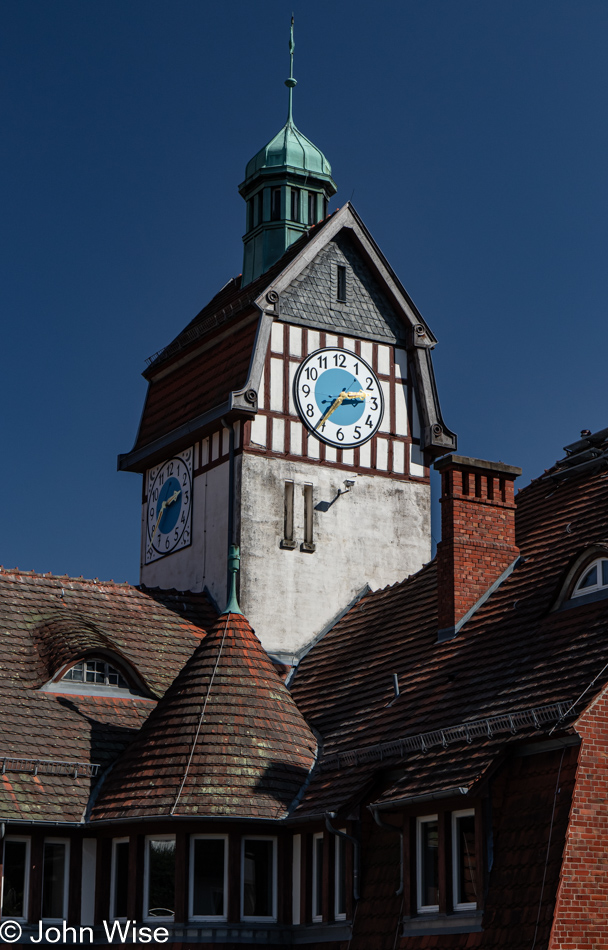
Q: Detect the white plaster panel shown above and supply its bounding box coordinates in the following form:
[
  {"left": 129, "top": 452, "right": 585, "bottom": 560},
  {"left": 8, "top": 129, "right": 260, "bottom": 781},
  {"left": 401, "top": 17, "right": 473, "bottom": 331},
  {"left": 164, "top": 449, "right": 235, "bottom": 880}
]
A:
[
  {"left": 234, "top": 420, "right": 241, "bottom": 449},
  {"left": 325, "top": 333, "right": 338, "bottom": 347},
  {"left": 212, "top": 431, "right": 220, "bottom": 460},
  {"left": 361, "top": 341, "right": 373, "bottom": 366},
  {"left": 250, "top": 413, "right": 267, "bottom": 447},
  {"left": 270, "top": 358, "right": 284, "bottom": 412},
  {"left": 308, "top": 330, "right": 320, "bottom": 353},
  {"left": 222, "top": 427, "right": 230, "bottom": 455},
  {"left": 395, "top": 382, "right": 408, "bottom": 436},
  {"left": 393, "top": 440, "right": 405, "bottom": 473},
  {"left": 290, "top": 421, "right": 302, "bottom": 456},
  {"left": 377, "top": 344, "right": 391, "bottom": 376},
  {"left": 201, "top": 437, "right": 210, "bottom": 466},
  {"left": 342, "top": 448, "right": 354, "bottom": 466},
  {"left": 359, "top": 441, "right": 371, "bottom": 468},
  {"left": 272, "top": 417, "right": 285, "bottom": 453},
  {"left": 394, "top": 348, "right": 408, "bottom": 380},
  {"left": 239, "top": 454, "right": 431, "bottom": 658},
  {"left": 194, "top": 443, "right": 199, "bottom": 469},
  {"left": 411, "top": 442, "right": 425, "bottom": 477},
  {"left": 140, "top": 461, "right": 231, "bottom": 610},
  {"left": 325, "top": 445, "right": 337, "bottom": 462},
  {"left": 307, "top": 436, "right": 320, "bottom": 459},
  {"left": 289, "top": 325, "right": 302, "bottom": 357},
  {"left": 342, "top": 336, "right": 356, "bottom": 352},
  {"left": 271, "top": 322, "right": 284, "bottom": 353},
  {"left": 288, "top": 361, "right": 298, "bottom": 416},
  {"left": 376, "top": 438, "right": 388, "bottom": 470},
  {"left": 380, "top": 380, "right": 391, "bottom": 433}
]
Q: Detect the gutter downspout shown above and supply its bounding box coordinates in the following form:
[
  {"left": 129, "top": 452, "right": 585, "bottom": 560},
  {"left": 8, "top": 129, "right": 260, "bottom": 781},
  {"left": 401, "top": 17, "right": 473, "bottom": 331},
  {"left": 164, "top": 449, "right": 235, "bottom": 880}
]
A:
[
  {"left": 220, "top": 418, "right": 236, "bottom": 600},
  {"left": 325, "top": 812, "right": 360, "bottom": 901},
  {"left": 369, "top": 805, "right": 403, "bottom": 896}
]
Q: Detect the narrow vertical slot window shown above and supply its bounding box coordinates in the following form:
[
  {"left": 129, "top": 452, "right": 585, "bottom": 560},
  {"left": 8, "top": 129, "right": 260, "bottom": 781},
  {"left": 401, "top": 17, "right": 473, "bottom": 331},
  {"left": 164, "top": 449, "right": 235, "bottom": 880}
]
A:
[
  {"left": 190, "top": 836, "right": 227, "bottom": 920},
  {"left": 247, "top": 197, "right": 254, "bottom": 232},
  {"left": 110, "top": 839, "right": 129, "bottom": 920},
  {"left": 452, "top": 811, "right": 477, "bottom": 910},
  {"left": 144, "top": 836, "right": 175, "bottom": 921},
  {"left": 416, "top": 817, "right": 439, "bottom": 913},
  {"left": 312, "top": 833, "right": 324, "bottom": 921},
  {"left": 271, "top": 187, "right": 281, "bottom": 221},
  {"left": 302, "top": 484, "right": 315, "bottom": 552},
  {"left": 336, "top": 265, "right": 347, "bottom": 302},
  {"left": 291, "top": 188, "right": 300, "bottom": 222},
  {"left": 334, "top": 834, "right": 347, "bottom": 920},
  {"left": 281, "top": 481, "right": 296, "bottom": 549},
  {"left": 241, "top": 837, "right": 277, "bottom": 921},
  {"left": 42, "top": 839, "right": 69, "bottom": 920},
  {"left": 254, "top": 191, "right": 262, "bottom": 226},
  {"left": 1, "top": 838, "right": 30, "bottom": 920},
  {"left": 308, "top": 191, "right": 317, "bottom": 225}
]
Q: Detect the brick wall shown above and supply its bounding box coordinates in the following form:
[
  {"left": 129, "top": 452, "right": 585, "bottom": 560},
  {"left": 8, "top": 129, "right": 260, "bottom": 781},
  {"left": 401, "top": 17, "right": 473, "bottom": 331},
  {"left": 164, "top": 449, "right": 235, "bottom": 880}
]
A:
[
  {"left": 434, "top": 455, "right": 521, "bottom": 635},
  {"left": 549, "top": 687, "right": 608, "bottom": 949}
]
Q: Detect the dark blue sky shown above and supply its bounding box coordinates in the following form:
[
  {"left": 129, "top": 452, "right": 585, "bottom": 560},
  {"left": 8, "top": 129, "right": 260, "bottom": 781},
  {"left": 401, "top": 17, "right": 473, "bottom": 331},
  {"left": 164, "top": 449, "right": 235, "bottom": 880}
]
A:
[{"left": 2, "top": 1, "right": 607, "bottom": 582}]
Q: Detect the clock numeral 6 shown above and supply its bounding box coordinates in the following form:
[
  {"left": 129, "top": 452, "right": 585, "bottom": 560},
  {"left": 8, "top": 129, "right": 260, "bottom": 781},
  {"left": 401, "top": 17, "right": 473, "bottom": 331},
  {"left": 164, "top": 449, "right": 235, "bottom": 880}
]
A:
[{"left": 336, "top": 428, "right": 344, "bottom": 441}]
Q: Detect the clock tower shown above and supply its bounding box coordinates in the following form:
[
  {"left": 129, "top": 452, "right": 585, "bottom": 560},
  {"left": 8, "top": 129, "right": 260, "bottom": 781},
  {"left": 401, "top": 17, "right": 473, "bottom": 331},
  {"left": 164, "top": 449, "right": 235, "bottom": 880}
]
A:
[{"left": 119, "top": 30, "right": 456, "bottom": 664}]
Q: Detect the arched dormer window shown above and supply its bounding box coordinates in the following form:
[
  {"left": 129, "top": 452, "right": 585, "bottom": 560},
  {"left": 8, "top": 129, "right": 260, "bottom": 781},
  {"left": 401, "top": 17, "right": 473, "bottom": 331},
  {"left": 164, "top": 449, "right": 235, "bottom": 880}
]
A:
[
  {"left": 62, "top": 658, "right": 129, "bottom": 689},
  {"left": 571, "top": 558, "right": 608, "bottom": 599}
]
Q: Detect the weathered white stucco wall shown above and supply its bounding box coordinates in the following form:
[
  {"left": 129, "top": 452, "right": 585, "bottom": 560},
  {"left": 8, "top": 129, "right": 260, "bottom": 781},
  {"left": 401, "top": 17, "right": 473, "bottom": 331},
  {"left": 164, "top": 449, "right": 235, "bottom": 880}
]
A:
[
  {"left": 140, "top": 460, "right": 231, "bottom": 609},
  {"left": 239, "top": 453, "right": 431, "bottom": 661}
]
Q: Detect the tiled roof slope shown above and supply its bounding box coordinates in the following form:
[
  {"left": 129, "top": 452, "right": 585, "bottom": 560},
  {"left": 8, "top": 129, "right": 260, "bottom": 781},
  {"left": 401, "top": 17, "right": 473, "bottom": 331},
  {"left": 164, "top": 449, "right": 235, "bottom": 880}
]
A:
[
  {"left": 131, "top": 215, "right": 338, "bottom": 455},
  {"left": 91, "top": 612, "right": 318, "bottom": 821},
  {"left": 290, "top": 456, "right": 608, "bottom": 813},
  {"left": 0, "top": 570, "right": 210, "bottom": 822}
]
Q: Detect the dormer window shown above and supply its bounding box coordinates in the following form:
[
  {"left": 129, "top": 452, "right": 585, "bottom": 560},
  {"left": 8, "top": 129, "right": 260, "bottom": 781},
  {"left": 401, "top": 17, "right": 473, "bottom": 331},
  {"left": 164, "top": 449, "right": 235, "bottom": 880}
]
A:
[
  {"left": 62, "top": 659, "right": 129, "bottom": 689},
  {"left": 571, "top": 558, "right": 608, "bottom": 598}
]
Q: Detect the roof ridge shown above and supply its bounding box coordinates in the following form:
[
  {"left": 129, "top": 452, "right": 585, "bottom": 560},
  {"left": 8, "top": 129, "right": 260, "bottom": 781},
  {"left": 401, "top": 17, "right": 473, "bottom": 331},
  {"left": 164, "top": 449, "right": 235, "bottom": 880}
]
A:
[{"left": 0, "top": 567, "right": 133, "bottom": 587}]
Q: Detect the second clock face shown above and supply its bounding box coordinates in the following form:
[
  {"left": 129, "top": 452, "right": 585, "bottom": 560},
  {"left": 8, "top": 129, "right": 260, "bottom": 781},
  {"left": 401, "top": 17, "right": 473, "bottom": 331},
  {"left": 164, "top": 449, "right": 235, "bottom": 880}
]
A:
[
  {"left": 144, "top": 448, "right": 193, "bottom": 564},
  {"left": 293, "top": 347, "right": 384, "bottom": 448}
]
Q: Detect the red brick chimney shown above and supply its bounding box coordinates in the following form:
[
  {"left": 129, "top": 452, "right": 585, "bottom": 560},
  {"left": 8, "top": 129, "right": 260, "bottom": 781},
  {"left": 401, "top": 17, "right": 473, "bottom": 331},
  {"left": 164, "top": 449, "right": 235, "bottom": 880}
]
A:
[{"left": 434, "top": 455, "right": 522, "bottom": 640}]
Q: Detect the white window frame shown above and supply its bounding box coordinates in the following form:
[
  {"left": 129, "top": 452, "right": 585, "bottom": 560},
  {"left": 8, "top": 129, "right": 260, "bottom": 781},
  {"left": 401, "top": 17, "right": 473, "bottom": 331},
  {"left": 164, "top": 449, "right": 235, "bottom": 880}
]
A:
[
  {"left": 42, "top": 838, "right": 70, "bottom": 922},
  {"left": 334, "top": 831, "right": 347, "bottom": 921},
  {"left": 143, "top": 835, "right": 175, "bottom": 922},
  {"left": 452, "top": 810, "right": 477, "bottom": 911},
  {"left": 240, "top": 836, "right": 277, "bottom": 922},
  {"left": 110, "top": 837, "right": 129, "bottom": 921},
  {"left": 1, "top": 836, "right": 30, "bottom": 921},
  {"left": 572, "top": 557, "right": 608, "bottom": 597},
  {"left": 312, "top": 832, "right": 324, "bottom": 922},
  {"left": 189, "top": 834, "right": 228, "bottom": 922},
  {"left": 416, "top": 816, "right": 439, "bottom": 914}
]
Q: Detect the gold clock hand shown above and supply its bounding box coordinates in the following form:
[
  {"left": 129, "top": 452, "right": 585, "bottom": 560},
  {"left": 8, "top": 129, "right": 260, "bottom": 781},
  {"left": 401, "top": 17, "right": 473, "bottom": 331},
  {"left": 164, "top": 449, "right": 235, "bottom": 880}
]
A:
[
  {"left": 316, "top": 391, "right": 347, "bottom": 429},
  {"left": 151, "top": 489, "right": 181, "bottom": 539}
]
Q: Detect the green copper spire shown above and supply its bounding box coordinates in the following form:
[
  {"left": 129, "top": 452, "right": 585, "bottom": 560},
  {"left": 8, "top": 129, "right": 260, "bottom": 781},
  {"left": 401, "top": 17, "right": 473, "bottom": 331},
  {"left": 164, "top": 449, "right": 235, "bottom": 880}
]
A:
[
  {"left": 286, "top": 15, "right": 296, "bottom": 124},
  {"left": 222, "top": 544, "right": 243, "bottom": 615},
  {"left": 239, "top": 16, "right": 337, "bottom": 286}
]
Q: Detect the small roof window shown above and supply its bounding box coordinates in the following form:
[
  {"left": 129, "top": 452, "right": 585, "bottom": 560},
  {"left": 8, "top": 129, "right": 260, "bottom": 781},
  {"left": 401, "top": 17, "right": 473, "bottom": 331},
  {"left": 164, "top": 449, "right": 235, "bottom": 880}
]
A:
[
  {"left": 571, "top": 558, "right": 608, "bottom": 599},
  {"left": 62, "top": 658, "right": 129, "bottom": 689}
]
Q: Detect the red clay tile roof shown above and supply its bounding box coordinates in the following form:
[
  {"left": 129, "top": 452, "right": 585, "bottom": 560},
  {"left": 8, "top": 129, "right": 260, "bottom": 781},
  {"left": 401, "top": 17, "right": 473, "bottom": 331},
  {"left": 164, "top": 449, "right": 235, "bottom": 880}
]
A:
[
  {"left": 91, "top": 612, "right": 318, "bottom": 821},
  {"left": 0, "top": 570, "right": 212, "bottom": 823},
  {"left": 290, "top": 449, "right": 608, "bottom": 814}
]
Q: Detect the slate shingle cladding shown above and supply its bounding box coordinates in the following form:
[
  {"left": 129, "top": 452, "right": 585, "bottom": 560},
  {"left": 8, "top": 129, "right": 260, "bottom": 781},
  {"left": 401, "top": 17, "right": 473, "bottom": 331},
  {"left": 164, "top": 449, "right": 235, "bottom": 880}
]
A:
[{"left": 279, "top": 232, "right": 408, "bottom": 344}]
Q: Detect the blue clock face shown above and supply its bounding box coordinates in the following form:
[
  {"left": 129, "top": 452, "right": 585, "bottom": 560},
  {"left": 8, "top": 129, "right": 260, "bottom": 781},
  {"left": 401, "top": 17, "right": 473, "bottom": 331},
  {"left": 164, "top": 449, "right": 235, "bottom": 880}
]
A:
[
  {"left": 293, "top": 348, "right": 384, "bottom": 448},
  {"left": 145, "top": 449, "right": 193, "bottom": 564}
]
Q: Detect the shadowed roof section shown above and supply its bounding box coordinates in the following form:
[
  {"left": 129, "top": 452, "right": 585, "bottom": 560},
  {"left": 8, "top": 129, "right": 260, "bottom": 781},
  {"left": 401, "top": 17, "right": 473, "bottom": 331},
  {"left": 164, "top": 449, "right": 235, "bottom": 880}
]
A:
[{"left": 91, "top": 612, "right": 318, "bottom": 821}]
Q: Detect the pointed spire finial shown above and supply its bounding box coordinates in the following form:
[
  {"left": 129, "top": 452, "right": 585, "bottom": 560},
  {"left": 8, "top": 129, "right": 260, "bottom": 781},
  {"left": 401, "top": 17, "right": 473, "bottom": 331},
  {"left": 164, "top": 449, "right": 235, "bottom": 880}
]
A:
[
  {"left": 222, "top": 544, "right": 243, "bottom": 615},
  {"left": 285, "top": 14, "right": 297, "bottom": 124}
]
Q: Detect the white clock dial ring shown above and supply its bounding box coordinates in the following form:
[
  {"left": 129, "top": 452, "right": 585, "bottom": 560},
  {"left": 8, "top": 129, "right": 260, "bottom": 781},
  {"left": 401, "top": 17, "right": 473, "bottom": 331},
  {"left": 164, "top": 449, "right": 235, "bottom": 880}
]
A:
[{"left": 293, "top": 347, "right": 384, "bottom": 449}]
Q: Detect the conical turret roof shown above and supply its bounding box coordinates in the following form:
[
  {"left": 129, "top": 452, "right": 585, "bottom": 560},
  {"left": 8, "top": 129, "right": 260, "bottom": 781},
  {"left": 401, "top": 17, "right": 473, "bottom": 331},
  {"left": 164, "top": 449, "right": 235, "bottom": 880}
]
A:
[{"left": 91, "top": 613, "right": 317, "bottom": 820}]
